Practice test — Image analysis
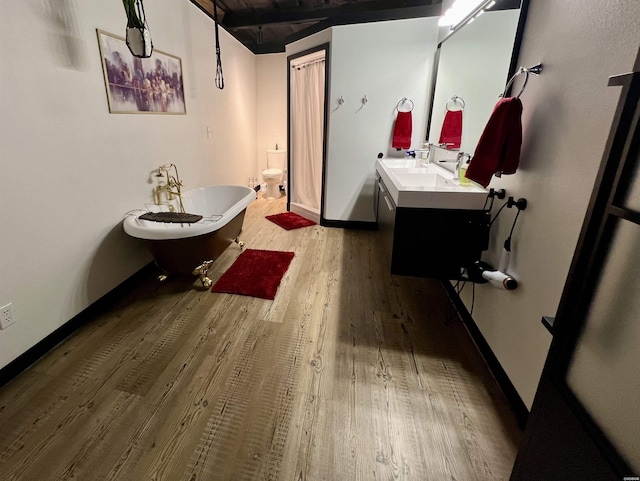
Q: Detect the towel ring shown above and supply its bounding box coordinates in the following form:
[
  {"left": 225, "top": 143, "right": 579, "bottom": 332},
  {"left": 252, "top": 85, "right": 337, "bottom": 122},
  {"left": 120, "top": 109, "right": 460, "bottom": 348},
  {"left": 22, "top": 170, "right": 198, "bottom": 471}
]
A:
[
  {"left": 502, "top": 67, "right": 529, "bottom": 98},
  {"left": 502, "top": 64, "right": 543, "bottom": 98},
  {"left": 396, "top": 97, "right": 414, "bottom": 112},
  {"left": 446, "top": 95, "right": 465, "bottom": 111}
]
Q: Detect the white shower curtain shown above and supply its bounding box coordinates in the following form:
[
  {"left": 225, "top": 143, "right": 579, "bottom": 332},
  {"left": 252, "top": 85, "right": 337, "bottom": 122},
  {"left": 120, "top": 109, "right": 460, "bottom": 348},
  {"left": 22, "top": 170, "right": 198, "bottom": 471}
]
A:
[{"left": 291, "top": 58, "right": 325, "bottom": 212}]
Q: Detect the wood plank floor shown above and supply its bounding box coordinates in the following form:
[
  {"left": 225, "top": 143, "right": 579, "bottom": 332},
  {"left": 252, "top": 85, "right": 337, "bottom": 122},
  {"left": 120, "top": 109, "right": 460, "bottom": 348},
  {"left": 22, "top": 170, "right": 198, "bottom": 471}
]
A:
[{"left": 0, "top": 195, "right": 521, "bottom": 481}]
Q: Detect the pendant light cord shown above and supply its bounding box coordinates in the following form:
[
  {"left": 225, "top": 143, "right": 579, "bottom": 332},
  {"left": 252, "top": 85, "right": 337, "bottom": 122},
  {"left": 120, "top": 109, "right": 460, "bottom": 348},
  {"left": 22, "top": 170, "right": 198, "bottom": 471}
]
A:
[
  {"left": 213, "top": 0, "right": 224, "bottom": 89},
  {"left": 136, "top": 0, "right": 148, "bottom": 28}
]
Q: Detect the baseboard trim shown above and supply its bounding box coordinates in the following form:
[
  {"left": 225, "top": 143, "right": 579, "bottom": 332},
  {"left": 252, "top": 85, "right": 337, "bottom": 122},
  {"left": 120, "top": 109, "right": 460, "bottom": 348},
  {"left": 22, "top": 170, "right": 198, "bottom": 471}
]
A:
[
  {"left": 442, "top": 281, "right": 530, "bottom": 430},
  {"left": 321, "top": 218, "right": 378, "bottom": 230},
  {"left": 290, "top": 202, "right": 320, "bottom": 225},
  {"left": 0, "top": 263, "right": 156, "bottom": 390}
]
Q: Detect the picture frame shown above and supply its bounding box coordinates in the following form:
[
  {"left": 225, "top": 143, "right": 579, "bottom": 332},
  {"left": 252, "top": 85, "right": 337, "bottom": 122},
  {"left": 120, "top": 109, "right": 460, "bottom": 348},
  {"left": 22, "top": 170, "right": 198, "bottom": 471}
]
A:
[{"left": 96, "top": 29, "right": 186, "bottom": 115}]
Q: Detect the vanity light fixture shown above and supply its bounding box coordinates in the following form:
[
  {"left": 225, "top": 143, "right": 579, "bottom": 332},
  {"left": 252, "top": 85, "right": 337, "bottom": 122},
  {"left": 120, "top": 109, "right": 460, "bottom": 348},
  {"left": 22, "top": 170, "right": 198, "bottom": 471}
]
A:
[{"left": 439, "top": 0, "right": 497, "bottom": 32}]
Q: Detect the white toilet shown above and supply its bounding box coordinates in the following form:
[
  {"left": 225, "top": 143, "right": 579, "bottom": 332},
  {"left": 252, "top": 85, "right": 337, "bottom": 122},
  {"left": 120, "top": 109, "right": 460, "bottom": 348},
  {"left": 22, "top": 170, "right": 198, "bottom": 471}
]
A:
[{"left": 262, "top": 149, "right": 286, "bottom": 199}]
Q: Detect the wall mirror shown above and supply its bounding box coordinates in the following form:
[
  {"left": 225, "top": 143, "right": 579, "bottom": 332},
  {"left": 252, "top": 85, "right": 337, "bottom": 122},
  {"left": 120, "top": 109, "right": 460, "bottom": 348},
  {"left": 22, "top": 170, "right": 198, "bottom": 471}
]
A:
[{"left": 426, "top": 0, "right": 528, "bottom": 154}]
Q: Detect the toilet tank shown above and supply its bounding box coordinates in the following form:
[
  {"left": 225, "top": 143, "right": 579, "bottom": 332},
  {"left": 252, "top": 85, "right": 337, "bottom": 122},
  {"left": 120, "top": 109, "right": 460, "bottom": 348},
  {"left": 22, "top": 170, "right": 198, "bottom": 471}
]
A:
[{"left": 266, "top": 149, "right": 287, "bottom": 170}]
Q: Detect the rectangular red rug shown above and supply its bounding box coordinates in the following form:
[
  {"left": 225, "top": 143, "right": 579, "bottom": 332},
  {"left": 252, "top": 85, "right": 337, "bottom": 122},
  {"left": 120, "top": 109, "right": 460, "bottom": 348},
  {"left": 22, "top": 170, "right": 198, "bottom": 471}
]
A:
[
  {"left": 211, "top": 249, "right": 295, "bottom": 300},
  {"left": 265, "top": 211, "right": 316, "bottom": 230}
]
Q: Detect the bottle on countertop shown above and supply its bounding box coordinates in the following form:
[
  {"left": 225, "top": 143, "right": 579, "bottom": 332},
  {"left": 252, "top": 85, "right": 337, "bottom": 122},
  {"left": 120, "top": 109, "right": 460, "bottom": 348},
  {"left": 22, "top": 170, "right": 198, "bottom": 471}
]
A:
[{"left": 458, "top": 153, "right": 471, "bottom": 185}]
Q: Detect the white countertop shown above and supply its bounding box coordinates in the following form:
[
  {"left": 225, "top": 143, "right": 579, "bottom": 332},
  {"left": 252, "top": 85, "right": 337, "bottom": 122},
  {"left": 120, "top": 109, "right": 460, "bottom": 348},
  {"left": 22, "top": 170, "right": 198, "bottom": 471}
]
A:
[{"left": 375, "top": 157, "right": 487, "bottom": 210}]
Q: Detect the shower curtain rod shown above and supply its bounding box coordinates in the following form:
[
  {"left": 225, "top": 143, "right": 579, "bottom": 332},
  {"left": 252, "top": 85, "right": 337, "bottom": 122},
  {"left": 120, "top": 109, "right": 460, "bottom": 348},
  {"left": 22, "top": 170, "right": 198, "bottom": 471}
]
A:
[{"left": 291, "top": 58, "right": 325, "bottom": 69}]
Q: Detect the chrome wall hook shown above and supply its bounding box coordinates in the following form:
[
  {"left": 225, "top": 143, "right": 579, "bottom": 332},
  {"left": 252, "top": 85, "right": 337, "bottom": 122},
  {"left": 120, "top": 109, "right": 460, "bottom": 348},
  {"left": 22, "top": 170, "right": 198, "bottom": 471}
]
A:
[
  {"left": 361, "top": 95, "right": 368, "bottom": 105},
  {"left": 337, "top": 96, "right": 345, "bottom": 107}
]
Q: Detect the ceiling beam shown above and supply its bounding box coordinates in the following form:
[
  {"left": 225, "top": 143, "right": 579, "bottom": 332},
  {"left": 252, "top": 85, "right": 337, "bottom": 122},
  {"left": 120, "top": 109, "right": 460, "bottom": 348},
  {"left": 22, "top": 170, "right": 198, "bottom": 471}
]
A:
[{"left": 222, "top": 0, "right": 437, "bottom": 29}]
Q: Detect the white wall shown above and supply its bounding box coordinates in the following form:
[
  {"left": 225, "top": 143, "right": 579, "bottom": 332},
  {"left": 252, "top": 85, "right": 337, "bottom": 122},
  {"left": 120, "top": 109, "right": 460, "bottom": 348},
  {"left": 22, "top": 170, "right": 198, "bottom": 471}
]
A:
[
  {"left": 256, "top": 53, "right": 287, "bottom": 177},
  {"left": 457, "top": 0, "right": 640, "bottom": 408},
  {"left": 0, "top": 0, "right": 257, "bottom": 370},
  {"left": 326, "top": 18, "right": 440, "bottom": 222}
]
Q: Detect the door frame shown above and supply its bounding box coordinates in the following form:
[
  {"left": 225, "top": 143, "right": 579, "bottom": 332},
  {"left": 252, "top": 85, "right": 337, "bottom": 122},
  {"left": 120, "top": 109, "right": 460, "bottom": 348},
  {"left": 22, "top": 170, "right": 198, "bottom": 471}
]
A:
[{"left": 286, "top": 43, "right": 330, "bottom": 223}]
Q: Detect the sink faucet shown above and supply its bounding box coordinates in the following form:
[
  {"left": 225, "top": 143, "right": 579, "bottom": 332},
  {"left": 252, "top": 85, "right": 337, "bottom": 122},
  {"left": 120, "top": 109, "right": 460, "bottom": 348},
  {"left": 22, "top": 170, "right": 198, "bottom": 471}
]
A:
[{"left": 153, "top": 163, "right": 186, "bottom": 213}]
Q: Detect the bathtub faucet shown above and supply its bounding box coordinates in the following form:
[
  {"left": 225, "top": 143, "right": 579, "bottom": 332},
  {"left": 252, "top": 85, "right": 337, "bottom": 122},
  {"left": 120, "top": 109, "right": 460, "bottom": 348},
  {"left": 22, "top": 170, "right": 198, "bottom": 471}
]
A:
[{"left": 154, "top": 163, "right": 185, "bottom": 213}]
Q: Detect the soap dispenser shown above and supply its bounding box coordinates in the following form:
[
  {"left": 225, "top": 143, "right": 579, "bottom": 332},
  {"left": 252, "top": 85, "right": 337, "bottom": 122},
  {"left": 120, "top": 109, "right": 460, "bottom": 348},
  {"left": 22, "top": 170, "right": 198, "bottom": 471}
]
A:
[{"left": 458, "top": 153, "right": 471, "bottom": 185}]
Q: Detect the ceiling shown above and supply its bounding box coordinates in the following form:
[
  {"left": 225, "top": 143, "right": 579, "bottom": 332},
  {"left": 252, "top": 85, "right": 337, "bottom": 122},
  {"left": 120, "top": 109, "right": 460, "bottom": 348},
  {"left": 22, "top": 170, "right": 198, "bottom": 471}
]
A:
[{"left": 190, "top": 0, "right": 444, "bottom": 54}]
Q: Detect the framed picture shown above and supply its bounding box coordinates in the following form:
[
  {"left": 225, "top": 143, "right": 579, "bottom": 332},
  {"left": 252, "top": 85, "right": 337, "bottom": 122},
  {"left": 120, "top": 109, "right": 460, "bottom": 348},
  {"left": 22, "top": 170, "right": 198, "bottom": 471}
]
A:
[{"left": 96, "top": 29, "right": 186, "bottom": 114}]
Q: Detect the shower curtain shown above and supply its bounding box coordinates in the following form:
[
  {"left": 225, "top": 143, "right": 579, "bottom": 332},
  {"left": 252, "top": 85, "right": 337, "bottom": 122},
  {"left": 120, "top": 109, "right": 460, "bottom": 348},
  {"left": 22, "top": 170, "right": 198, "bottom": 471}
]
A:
[{"left": 290, "top": 57, "right": 325, "bottom": 212}]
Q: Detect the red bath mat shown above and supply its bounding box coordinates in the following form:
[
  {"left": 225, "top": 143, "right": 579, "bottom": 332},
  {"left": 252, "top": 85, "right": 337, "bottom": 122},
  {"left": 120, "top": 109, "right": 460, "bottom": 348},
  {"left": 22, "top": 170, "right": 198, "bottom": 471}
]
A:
[
  {"left": 265, "top": 212, "right": 316, "bottom": 230},
  {"left": 211, "top": 249, "right": 295, "bottom": 300}
]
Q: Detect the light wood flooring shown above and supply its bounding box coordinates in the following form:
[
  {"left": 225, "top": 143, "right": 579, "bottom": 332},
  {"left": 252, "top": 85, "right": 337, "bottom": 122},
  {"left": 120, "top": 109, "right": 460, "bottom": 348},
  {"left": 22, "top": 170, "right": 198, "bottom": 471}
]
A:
[{"left": 0, "top": 194, "right": 520, "bottom": 481}]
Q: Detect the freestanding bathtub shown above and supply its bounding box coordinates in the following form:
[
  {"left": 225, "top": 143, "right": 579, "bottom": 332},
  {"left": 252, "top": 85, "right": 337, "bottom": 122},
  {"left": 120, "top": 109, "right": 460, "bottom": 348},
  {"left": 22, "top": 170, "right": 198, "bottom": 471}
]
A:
[{"left": 123, "top": 185, "right": 256, "bottom": 286}]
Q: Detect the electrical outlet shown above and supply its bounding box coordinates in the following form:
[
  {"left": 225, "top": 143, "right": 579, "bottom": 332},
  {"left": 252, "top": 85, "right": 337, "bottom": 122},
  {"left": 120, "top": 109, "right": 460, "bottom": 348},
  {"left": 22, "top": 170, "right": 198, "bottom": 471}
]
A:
[{"left": 0, "top": 303, "right": 15, "bottom": 330}]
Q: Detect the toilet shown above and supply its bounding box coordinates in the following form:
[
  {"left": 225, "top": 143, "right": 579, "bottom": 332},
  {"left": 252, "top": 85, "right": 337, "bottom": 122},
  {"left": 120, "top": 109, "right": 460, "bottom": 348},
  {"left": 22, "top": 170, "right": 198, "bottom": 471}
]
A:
[{"left": 262, "top": 149, "right": 286, "bottom": 199}]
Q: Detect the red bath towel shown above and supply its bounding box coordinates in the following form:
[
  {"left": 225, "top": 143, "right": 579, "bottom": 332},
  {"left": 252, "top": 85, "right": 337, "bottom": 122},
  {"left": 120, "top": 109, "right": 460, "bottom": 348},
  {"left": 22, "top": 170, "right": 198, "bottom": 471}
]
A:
[
  {"left": 466, "top": 97, "right": 523, "bottom": 188},
  {"left": 392, "top": 111, "right": 412, "bottom": 149},
  {"left": 439, "top": 109, "right": 463, "bottom": 149}
]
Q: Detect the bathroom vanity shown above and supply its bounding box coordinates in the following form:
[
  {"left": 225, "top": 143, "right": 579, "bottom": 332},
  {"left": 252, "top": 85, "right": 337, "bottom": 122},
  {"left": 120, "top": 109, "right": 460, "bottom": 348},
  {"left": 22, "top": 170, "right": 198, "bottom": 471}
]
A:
[{"left": 375, "top": 157, "right": 489, "bottom": 279}]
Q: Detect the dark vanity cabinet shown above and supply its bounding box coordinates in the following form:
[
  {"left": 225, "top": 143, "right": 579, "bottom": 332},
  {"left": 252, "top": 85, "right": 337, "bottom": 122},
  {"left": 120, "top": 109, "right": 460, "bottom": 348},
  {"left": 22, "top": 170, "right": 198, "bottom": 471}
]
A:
[
  {"left": 376, "top": 174, "right": 489, "bottom": 280},
  {"left": 376, "top": 175, "right": 397, "bottom": 267}
]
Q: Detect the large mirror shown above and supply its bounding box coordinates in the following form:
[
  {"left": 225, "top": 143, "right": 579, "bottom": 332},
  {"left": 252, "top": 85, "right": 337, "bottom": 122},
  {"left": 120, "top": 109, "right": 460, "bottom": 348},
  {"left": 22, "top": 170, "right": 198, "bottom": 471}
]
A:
[{"left": 426, "top": 0, "right": 527, "bottom": 154}]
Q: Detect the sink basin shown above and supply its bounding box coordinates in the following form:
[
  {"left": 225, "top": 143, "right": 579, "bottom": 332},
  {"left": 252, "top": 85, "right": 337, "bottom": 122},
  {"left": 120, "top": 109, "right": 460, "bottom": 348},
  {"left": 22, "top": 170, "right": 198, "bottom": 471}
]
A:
[
  {"left": 378, "top": 159, "right": 427, "bottom": 169},
  {"left": 391, "top": 171, "right": 449, "bottom": 188},
  {"left": 376, "top": 157, "right": 487, "bottom": 209}
]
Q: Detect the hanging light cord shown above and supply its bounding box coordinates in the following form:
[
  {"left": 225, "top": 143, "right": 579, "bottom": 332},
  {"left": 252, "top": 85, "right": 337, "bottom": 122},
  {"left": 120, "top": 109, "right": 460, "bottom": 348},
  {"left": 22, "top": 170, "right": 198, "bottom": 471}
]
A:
[
  {"left": 213, "top": 0, "right": 224, "bottom": 89},
  {"left": 135, "top": 0, "right": 148, "bottom": 29}
]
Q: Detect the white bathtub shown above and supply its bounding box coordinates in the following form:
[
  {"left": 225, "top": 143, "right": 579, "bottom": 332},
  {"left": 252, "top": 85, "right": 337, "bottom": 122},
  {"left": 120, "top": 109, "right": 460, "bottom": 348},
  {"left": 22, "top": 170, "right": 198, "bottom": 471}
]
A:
[
  {"left": 124, "top": 184, "right": 256, "bottom": 240},
  {"left": 123, "top": 185, "right": 256, "bottom": 281}
]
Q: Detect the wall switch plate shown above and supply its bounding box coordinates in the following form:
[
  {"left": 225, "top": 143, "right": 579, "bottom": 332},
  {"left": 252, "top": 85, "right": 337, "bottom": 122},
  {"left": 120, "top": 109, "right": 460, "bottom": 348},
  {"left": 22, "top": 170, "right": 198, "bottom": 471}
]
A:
[{"left": 0, "top": 303, "right": 15, "bottom": 330}]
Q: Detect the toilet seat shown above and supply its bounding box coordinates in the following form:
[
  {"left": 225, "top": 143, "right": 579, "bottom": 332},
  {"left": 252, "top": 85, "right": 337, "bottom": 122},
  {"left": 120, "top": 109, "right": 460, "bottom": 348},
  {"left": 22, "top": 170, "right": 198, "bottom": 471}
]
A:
[{"left": 262, "top": 168, "right": 283, "bottom": 179}]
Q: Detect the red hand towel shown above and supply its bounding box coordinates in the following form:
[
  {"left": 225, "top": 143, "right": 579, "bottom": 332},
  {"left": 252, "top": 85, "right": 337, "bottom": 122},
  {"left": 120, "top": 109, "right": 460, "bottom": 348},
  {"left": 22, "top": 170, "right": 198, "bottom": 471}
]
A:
[
  {"left": 392, "top": 111, "right": 412, "bottom": 149},
  {"left": 439, "top": 109, "right": 463, "bottom": 149},
  {"left": 466, "top": 97, "right": 523, "bottom": 188}
]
